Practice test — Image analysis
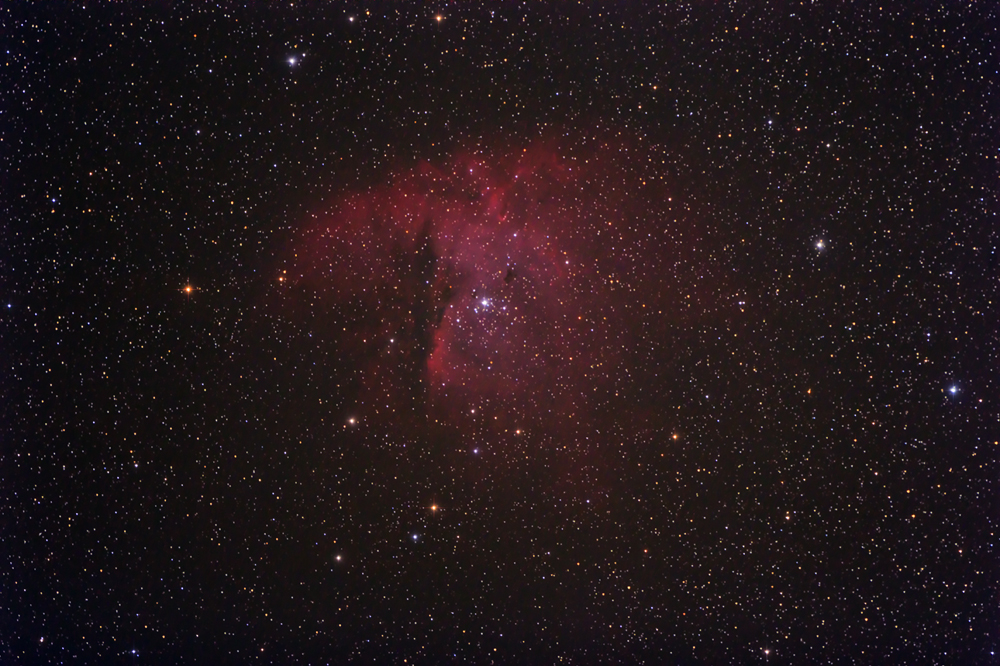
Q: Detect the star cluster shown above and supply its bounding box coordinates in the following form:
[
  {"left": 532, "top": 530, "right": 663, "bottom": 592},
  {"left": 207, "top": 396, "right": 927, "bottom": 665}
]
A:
[{"left": 4, "top": 3, "right": 996, "bottom": 664}]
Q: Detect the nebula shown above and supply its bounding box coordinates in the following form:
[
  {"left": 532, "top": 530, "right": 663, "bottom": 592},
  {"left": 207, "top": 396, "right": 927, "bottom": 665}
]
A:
[{"left": 291, "top": 134, "right": 712, "bottom": 444}]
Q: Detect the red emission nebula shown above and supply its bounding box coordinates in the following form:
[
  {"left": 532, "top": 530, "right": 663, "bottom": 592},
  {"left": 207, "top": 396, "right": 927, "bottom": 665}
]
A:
[{"left": 290, "top": 135, "right": 719, "bottom": 448}]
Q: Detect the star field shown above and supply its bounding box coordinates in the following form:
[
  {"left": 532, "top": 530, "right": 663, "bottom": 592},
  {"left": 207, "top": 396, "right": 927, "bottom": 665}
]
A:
[{"left": 3, "top": 2, "right": 997, "bottom": 664}]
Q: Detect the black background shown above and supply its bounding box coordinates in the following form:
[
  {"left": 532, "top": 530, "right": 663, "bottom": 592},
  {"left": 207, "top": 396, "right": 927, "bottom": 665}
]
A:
[{"left": 3, "top": 2, "right": 997, "bottom": 663}]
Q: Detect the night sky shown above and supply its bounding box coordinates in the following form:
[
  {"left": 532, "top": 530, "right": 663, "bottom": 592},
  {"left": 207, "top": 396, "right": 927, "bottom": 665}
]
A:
[{"left": 4, "top": 2, "right": 998, "bottom": 663}]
